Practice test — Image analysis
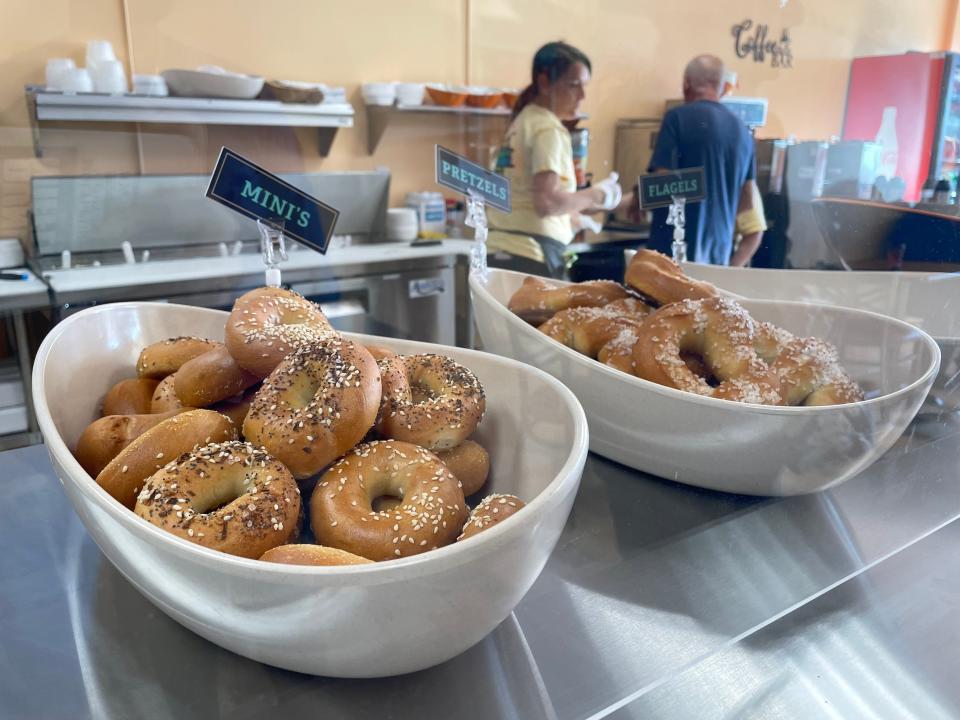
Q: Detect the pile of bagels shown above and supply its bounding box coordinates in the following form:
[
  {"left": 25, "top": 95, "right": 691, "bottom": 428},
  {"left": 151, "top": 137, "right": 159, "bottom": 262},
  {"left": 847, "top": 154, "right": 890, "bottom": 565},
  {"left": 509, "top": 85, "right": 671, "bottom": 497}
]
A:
[
  {"left": 75, "top": 286, "right": 524, "bottom": 565},
  {"left": 508, "top": 250, "right": 864, "bottom": 406}
]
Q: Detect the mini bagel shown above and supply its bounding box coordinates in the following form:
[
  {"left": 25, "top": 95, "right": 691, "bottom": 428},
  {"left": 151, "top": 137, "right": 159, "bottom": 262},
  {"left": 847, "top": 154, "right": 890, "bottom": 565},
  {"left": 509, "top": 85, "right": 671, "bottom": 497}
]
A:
[
  {"left": 243, "top": 337, "right": 381, "bottom": 479},
  {"left": 310, "top": 440, "right": 468, "bottom": 561},
  {"left": 508, "top": 276, "right": 630, "bottom": 325},
  {"left": 632, "top": 297, "right": 783, "bottom": 405},
  {"left": 135, "top": 441, "right": 300, "bottom": 559},
  {"left": 225, "top": 286, "right": 337, "bottom": 378},
  {"left": 771, "top": 337, "right": 864, "bottom": 406},
  {"left": 137, "top": 337, "right": 221, "bottom": 379},
  {"left": 102, "top": 377, "right": 159, "bottom": 416},
  {"left": 75, "top": 409, "right": 182, "bottom": 477},
  {"left": 457, "top": 494, "right": 526, "bottom": 541},
  {"left": 624, "top": 249, "right": 718, "bottom": 306},
  {"left": 365, "top": 345, "right": 397, "bottom": 362},
  {"left": 259, "top": 544, "right": 373, "bottom": 566},
  {"left": 376, "top": 354, "right": 485, "bottom": 451},
  {"left": 210, "top": 385, "right": 259, "bottom": 428},
  {"left": 96, "top": 409, "right": 237, "bottom": 509},
  {"left": 436, "top": 439, "right": 490, "bottom": 496},
  {"left": 174, "top": 345, "right": 260, "bottom": 407},
  {"left": 151, "top": 374, "right": 189, "bottom": 413}
]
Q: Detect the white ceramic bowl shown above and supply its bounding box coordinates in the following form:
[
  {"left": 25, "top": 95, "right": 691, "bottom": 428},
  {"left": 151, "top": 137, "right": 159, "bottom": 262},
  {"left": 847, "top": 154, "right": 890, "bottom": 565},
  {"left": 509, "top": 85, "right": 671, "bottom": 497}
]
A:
[
  {"left": 471, "top": 268, "right": 940, "bottom": 496},
  {"left": 161, "top": 68, "right": 264, "bottom": 99},
  {"left": 361, "top": 81, "right": 396, "bottom": 106},
  {"left": 682, "top": 263, "right": 960, "bottom": 398},
  {"left": 33, "top": 302, "right": 588, "bottom": 677},
  {"left": 395, "top": 82, "right": 425, "bottom": 106}
]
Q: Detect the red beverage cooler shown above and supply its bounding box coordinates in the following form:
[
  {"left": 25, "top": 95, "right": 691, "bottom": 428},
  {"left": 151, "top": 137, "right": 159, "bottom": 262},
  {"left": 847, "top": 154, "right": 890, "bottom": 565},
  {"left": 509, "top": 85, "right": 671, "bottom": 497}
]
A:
[{"left": 842, "top": 51, "right": 960, "bottom": 202}]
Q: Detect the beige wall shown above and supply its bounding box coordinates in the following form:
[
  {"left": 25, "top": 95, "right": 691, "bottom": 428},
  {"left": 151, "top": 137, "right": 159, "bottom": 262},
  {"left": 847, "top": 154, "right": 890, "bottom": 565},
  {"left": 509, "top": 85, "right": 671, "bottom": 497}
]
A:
[{"left": 0, "top": 0, "right": 954, "bottom": 242}]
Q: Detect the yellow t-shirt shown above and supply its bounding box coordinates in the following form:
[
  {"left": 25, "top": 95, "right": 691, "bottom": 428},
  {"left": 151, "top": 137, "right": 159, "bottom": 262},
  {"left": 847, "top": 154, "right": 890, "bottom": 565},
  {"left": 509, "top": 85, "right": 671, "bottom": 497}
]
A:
[{"left": 487, "top": 104, "right": 576, "bottom": 253}]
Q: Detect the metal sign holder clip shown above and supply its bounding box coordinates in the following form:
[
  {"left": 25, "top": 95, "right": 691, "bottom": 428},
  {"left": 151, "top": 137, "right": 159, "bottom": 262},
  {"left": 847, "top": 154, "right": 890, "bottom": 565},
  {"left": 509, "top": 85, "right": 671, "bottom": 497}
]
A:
[
  {"left": 465, "top": 190, "right": 489, "bottom": 282},
  {"left": 257, "top": 219, "right": 289, "bottom": 287},
  {"left": 667, "top": 195, "right": 687, "bottom": 264}
]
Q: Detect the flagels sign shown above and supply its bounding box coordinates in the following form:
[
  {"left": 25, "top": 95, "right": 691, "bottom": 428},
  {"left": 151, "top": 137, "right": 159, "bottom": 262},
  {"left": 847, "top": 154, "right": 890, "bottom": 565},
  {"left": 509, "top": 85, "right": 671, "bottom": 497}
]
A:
[
  {"left": 206, "top": 147, "right": 340, "bottom": 254},
  {"left": 435, "top": 145, "right": 511, "bottom": 212},
  {"left": 638, "top": 167, "right": 707, "bottom": 209}
]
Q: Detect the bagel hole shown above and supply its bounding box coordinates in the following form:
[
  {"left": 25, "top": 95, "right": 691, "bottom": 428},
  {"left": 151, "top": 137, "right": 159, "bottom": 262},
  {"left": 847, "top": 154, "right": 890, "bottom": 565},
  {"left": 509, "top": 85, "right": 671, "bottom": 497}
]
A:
[
  {"left": 410, "top": 382, "right": 437, "bottom": 405},
  {"left": 372, "top": 494, "right": 403, "bottom": 512},
  {"left": 680, "top": 352, "right": 719, "bottom": 387}
]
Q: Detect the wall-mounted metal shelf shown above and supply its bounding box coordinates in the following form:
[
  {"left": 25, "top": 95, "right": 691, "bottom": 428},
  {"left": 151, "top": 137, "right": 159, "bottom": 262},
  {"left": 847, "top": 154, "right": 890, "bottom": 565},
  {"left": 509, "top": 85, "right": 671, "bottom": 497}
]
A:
[
  {"left": 25, "top": 86, "right": 354, "bottom": 157},
  {"left": 365, "top": 103, "right": 513, "bottom": 155}
]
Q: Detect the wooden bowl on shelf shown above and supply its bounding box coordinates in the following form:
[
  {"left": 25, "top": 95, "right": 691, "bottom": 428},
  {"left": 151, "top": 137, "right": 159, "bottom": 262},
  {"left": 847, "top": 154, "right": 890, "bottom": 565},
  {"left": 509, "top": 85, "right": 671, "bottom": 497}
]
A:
[
  {"left": 466, "top": 88, "right": 503, "bottom": 109},
  {"left": 501, "top": 89, "right": 520, "bottom": 109},
  {"left": 426, "top": 84, "right": 468, "bottom": 107}
]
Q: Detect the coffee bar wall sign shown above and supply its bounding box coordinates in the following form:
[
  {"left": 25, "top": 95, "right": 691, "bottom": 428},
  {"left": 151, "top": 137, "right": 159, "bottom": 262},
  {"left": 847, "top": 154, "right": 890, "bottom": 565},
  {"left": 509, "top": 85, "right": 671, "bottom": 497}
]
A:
[
  {"left": 732, "top": 19, "right": 793, "bottom": 68},
  {"left": 638, "top": 167, "right": 706, "bottom": 209},
  {"left": 206, "top": 147, "right": 340, "bottom": 254},
  {"left": 435, "top": 145, "right": 511, "bottom": 213}
]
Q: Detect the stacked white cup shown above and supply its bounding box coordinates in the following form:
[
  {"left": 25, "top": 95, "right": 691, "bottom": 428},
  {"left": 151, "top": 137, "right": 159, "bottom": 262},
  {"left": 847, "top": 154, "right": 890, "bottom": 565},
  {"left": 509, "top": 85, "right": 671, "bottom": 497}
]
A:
[{"left": 86, "top": 40, "right": 127, "bottom": 94}]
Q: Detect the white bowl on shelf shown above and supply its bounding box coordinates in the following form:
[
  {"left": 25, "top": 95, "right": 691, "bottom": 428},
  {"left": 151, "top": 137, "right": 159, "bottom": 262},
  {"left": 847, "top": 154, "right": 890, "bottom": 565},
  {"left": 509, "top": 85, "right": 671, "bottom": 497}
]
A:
[
  {"left": 471, "top": 268, "right": 940, "bottom": 496},
  {"left": 395, "top": 82, "right": 425, "bottom": 106},
  {"left": 32, "top": 302, "right": 587, "bottom": 677},
  {"left": 161, "top": 68, "right": 264, "bottom": 99},
  {"left": 361, "top": 81, "right": 396, "bottom": 106}
]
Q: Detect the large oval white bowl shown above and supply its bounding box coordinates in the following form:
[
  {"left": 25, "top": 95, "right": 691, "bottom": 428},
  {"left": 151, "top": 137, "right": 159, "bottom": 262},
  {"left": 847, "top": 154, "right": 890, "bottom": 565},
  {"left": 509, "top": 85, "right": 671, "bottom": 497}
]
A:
[
  {"left": 32, "top": 302, "right": 588, "bottom": 677},
  {"left": 471, "top": 268, "right": 940, "bottom": 496}
]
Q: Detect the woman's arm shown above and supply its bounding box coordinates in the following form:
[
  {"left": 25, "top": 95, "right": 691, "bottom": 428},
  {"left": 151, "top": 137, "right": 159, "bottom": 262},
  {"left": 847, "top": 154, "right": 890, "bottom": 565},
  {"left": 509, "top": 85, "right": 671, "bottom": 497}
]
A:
[{"left": 532, "top": 171, "right": 606, "bottom": 217}]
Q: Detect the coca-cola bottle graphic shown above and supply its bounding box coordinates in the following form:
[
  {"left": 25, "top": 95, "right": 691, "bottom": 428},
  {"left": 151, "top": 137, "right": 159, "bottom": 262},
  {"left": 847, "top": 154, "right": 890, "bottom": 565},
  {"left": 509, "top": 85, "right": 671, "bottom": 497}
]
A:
[{"left": 875, "top": 106, "right": 899, "bottom": 179}]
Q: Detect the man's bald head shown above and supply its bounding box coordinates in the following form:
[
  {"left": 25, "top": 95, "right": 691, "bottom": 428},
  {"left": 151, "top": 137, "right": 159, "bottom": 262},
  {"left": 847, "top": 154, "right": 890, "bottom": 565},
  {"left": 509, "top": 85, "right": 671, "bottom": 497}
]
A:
[{"left": 683, "top": 54, "right": 724, "bottom": 101}]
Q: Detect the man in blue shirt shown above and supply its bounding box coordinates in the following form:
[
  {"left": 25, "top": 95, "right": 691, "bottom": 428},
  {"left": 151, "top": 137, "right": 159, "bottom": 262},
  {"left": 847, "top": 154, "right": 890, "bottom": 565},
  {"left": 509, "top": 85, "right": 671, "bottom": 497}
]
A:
[{"left": 648, "top": 55, "right": 760, "bottom": 266}]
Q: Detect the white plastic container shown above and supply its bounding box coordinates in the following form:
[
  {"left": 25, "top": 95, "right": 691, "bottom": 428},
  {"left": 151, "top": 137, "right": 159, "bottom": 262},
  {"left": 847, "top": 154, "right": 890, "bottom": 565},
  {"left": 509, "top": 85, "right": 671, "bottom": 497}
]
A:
[
  {"left": 45, "top": 58, "right": 76, "bottom": 90},
  {"left": 405, "top": 191, "right": 446, "bottom": 236},
  {"left": 385, "top": 207, "right": 419, "bottom": 242}
]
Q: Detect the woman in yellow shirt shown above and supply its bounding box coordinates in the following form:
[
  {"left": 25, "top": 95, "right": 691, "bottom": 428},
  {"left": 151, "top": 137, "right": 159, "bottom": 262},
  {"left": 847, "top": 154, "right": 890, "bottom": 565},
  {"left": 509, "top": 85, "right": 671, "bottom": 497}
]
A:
[{"left": 488, "top": 41, "right": 623, "bottom": 278}]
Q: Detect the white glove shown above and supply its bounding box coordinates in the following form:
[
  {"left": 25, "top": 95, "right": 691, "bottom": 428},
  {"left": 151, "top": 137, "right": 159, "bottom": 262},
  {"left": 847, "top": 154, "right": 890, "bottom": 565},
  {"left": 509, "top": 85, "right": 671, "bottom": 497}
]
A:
[
  {"left": 573, "top": 214, "right": 602, "bottom": 234},
  {"left": 593, "top": 172, "right": 623, "bottom": 210}
]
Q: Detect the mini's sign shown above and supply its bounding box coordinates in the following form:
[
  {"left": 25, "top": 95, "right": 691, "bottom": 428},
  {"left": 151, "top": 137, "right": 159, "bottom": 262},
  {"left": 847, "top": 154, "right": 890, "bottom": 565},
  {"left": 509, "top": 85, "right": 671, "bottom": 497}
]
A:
[
  {"left": 638, "top": 168, "right": 706, "bottom": 209},
  {"left": 732, "top": 19, "right": 793, "bottom": 68},
  {"left": 206, "top": 147, "right": 340, "bottom": 254},
  {"left": 435, "top": 145, "right": 511, "bottom": 213}
]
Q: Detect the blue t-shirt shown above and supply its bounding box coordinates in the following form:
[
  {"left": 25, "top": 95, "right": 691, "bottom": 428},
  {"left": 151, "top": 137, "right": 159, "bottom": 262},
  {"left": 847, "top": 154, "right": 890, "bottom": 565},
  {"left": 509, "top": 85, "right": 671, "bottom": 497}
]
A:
[{"left": 647, "top": 100, "right": 755, "bottom": 265}]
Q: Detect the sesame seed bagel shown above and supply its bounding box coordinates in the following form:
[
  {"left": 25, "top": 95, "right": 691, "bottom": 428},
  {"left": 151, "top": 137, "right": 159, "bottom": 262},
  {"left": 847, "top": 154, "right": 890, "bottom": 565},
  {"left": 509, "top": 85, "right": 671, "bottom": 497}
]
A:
[
  {"left": 225, "top": 286, "right": 337, "bottom": 378},
  {"left": 243, "top": 337, "right": 381, "bottom": 479},
  {"left": 457, "top": 494, "right": 526, "bottom": 541},
  {"left": 137, "top": 336, "right": 222, "bottom": 379},
  {"left": 310, "top": 440, "right": 468, "bottom": 561},
  {"left": 508, "top": 275, "right": 630, "bottom": 325},
  {"left": 151, "top": 374, "right": 190, "bottom": 413},
  {"left": 259, "top": 544, "right": 373, "bottom": 566},
  {"left": 376, "top": 354, "right": 486, "bottom": 451},
  {"left": 632, "top": 297, "right": 784, "bottom": 405},
  {"left": 75, "top": 409, "right": 183, "bottom": 478},
  {"left": 174, "top": 345, "right": 260, "bottom": 407},
  {"left": 364, "top": 344, "right": 398, "bottom": 362},
  {"left": 102, "top": 377, "right": 159, "bottom": 416},
  {"left": 96, "top": 409, "right": 237, "bottom": 509},
  {"left": 435, "top": 439, "right": 490, "bottom": 496},
  {"left": 624, "top": 249, "right": 718, "bottom": 306},
  {"left": 135, "top": 441, "right": 301, "bottom": 559}
]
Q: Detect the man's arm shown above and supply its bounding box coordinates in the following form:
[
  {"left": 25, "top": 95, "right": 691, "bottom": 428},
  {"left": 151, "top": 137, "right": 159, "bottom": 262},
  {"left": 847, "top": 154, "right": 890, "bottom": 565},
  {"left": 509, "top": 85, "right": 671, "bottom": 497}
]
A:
[{"left": 730, "top": 180, "right": 764, "bottom": 266}]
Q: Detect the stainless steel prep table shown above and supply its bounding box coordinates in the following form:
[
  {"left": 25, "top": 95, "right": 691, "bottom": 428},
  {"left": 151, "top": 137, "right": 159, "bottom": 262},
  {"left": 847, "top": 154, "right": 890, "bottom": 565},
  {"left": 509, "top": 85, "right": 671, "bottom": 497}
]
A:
[
  {"left": 0, "top": 268, "right": 52, "bottom": 448},
  {"left": 5, "top": 397, "right": 960, "bottom": 720}
]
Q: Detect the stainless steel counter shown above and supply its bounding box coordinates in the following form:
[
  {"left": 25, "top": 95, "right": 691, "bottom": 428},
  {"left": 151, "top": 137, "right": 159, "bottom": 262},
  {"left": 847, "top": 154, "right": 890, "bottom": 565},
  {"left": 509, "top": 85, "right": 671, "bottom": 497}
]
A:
[{"left": 4, "top": 400, "right": 960, "bottom": 719}]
